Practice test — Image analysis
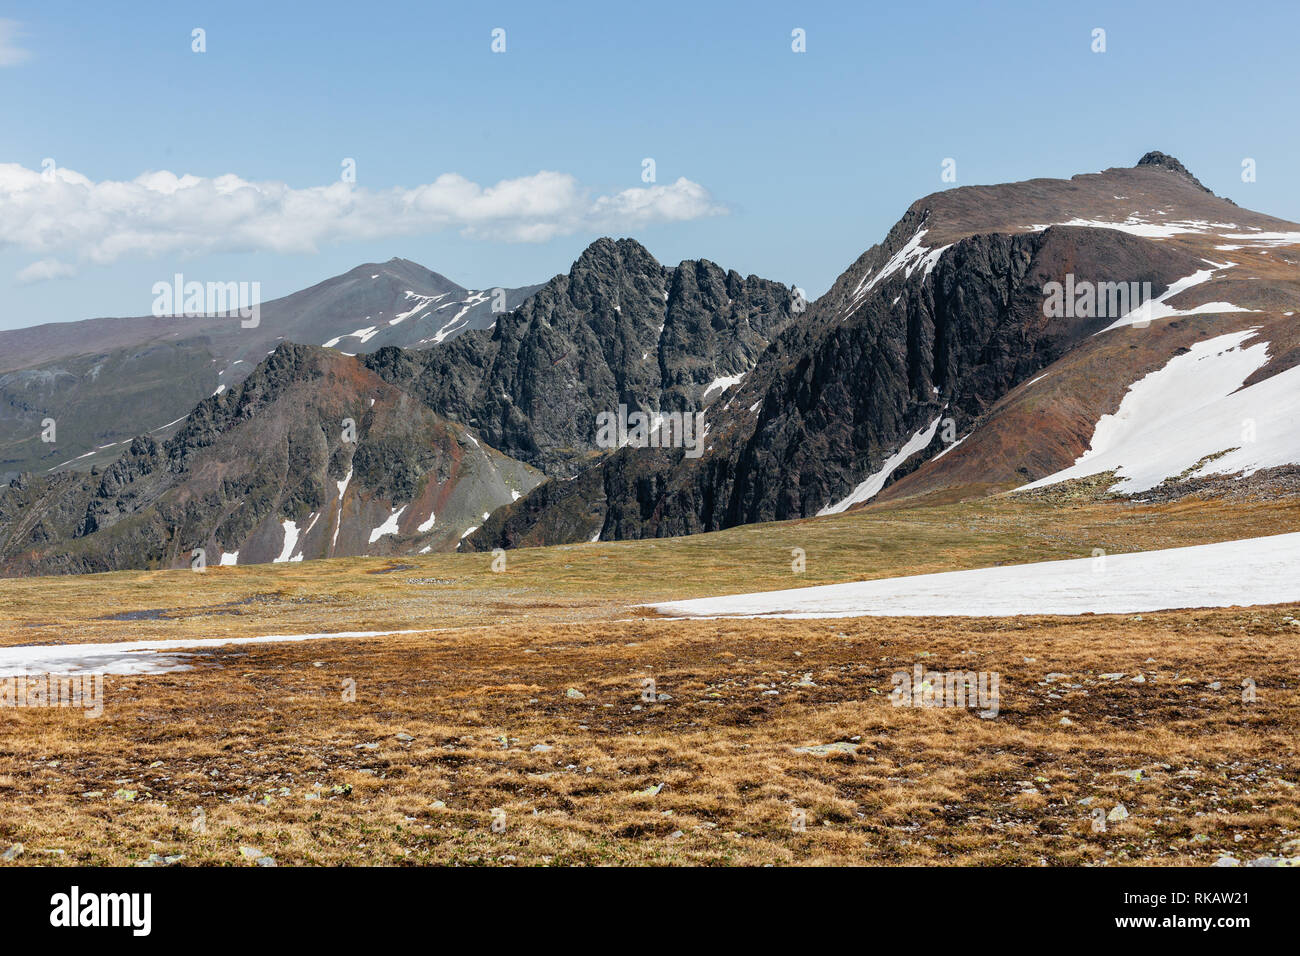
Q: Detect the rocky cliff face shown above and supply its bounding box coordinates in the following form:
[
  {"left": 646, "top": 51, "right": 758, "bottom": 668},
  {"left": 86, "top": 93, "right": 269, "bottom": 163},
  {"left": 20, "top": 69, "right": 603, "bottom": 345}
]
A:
[
  {"left": 1, "top": 241, "right": 796, "bottom": 575},
  {"left": 8, "top": 153, "right": 1298, "bottom": 574},
  {"left": 0, "top": 344, "right": 541, "bottom": 574},
  {"left": 364, "top": 238, "right": 798, "bottom": 476},
  {"left": 466, "top": 154, "right": 1298, "bottom": 549}
]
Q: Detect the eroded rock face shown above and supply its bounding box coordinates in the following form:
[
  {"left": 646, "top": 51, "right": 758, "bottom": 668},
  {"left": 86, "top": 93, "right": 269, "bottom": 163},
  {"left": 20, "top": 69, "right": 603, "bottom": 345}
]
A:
[
  {"left": 365, "top": 238, "right": 798, "bottom": 476},
  {"left": 1135, "top": 150, "right": 1215, "bottom": 195},
  {"left": 468, "top": 227, "right": 1188, "bottom": 547},
  {"left": 468, "top": 155, "right": 1290, "bottom": 549},
  {"left": 7, "top": 154, "right": 1299, "bottom": 571},
  {"left": 0, "top": 343, "right": 542, "bottom": 574},
  {"left": 0, "top": 241, "right": 796, "bottom": 575}
]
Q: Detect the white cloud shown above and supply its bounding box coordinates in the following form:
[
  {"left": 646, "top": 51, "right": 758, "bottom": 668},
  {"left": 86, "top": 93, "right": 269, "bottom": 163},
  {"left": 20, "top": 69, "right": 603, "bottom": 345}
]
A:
[
  {"left": 0, "top": 20, "right": 31, "bottom": 66},
  {"left": 0, "top": 163, "right": 727, "bottom": 278},
  {"left": 16, "top": 258, "right": 76, "bottom": 284}
]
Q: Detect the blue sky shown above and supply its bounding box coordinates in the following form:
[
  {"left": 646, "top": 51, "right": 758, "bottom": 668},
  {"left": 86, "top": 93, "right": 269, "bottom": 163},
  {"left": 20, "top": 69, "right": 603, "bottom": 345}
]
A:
[{"left": 2, "top": 0, "right": 1298, "bottom": 330}]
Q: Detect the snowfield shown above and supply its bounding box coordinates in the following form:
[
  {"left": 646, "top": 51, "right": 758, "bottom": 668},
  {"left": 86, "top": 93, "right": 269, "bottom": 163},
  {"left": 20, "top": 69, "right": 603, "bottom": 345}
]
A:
[
  {"left": 1095, "top": 265, "right": 1254, "bottom": 334},
  {"left": 842, "top": 226, "right": 951, "bottom": 320},
  {"left": 368, "top": 505, "right": 407, "bottom": 544},
  {"left": 1021, "top": 329, "right": 1300, "bottom": 494},
  {"left": 646, "top": 532, "right": 1300, "bottom": 619},
  {"left": 0, "top": 631, "right": 426, "bottom": 677},
  {"left": 1026, "top": 217, "right": 1242, "bottom": 239}
]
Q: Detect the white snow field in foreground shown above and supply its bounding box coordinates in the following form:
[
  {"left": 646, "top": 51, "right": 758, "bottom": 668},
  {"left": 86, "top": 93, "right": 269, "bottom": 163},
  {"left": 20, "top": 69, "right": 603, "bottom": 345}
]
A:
[
  {"left": 0, "top": 630, "right": 424, "bottom": 677},
  {"left": 1021, "top": 329, "right": 1300, "bottom": 494},
  {"left": 647, "top": 532, "right": 1300, "bottom": 619}
]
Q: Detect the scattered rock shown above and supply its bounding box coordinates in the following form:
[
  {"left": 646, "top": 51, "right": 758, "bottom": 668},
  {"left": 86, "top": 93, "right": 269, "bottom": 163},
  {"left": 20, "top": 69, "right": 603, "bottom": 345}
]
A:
[
  {"left": 0, "top": 844, "right": 23, "bottom": 862},
  {"left": 1107, "top": 804, "right": 1129, "bottom": 823},
  {"left": 565, "top": 688, "right": 585, "bottom": 699}
]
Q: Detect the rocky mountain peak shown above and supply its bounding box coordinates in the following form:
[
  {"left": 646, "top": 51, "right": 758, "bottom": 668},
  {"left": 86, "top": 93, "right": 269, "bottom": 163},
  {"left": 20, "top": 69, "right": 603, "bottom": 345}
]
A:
[
  {"left": 570, "top": 237, "right": 659, "bottom": 273},
  {"left": 1135, "top": 151, "right": 1213, "bottom": 194}
]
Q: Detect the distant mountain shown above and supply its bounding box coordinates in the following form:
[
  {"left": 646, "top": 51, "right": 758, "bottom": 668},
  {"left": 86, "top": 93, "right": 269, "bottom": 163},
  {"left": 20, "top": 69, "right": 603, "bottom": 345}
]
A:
[
  {"left": 0, "top": 343, "right": 541, "bottom": 575},
  {"left": 364, "top": 238, "right": 799, "bottom": 475},
  {"left": 9, "top": 152, "right": 1299, "bottom": 575},
  {"left": 0, "top": 243, "right": 799, "bottom": 574},
  {"left": 0, "top": 258, "right": 541, "bottom": 480},
  {"left": 465, "top": 153, "right": 1300, "bottom": 549}
]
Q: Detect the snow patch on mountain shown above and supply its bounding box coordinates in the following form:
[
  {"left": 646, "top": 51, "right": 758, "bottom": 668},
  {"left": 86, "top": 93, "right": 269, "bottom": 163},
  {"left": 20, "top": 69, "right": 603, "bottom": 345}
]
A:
[
  {"left": 368, "top": 505, "right": 407, "bottom": 544},
  {"left": 702, "top": 372, "right": 745, "bottom": 402},
  {"left": 388, "top": 291, "right": 446, "bottom": 326},
  {"left": 0, "top": 630, "right": 429, "bottom": 677},
  {"left": 274, "top": 520, "right": 301, "bottom": 563},
  {"left": 1219, "top": 230, "right": 1300, "bottom": 247},
  {"left": 1097, "top": 265, "right": 1255, "bottom": 333},
  {"left": 1028, "top": 217, "right": 1241, "bottom": 239},
  {"left": 1021, "top": 329, "right": 1300, "bottom": 493},
  {"left": 818, "top": 415, "right": 944, "bottom": 515}
]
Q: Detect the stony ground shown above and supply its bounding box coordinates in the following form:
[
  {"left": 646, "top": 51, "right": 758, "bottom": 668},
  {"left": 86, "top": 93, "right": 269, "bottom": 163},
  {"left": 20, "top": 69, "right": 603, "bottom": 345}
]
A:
[{"left": 2, "top": 493, "right": 1299, "bottom": 866}]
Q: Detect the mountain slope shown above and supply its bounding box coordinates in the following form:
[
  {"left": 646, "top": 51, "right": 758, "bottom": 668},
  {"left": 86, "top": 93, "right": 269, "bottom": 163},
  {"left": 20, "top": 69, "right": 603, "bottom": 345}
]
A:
[
  {"left": 0, "top": 258, "right": 540, "bottom": 480},
  {"left": 467, "top": 153, "right": 1300, "bottom": 550},
  {"left": 0, "top": 343, "right": 542, "bottom": 575},
  {"left": 364, "top": 238, "right": 800, "bottom": 475},
  {"left": 0, "top": 241, "right": 798, "bottom": 575}
]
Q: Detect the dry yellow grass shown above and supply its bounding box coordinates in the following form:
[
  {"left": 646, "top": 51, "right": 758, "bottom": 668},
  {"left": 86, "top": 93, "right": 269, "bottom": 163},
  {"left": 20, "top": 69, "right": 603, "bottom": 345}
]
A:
[{"left": 2, "top": 493, "right": 1299, "bottom": 866}]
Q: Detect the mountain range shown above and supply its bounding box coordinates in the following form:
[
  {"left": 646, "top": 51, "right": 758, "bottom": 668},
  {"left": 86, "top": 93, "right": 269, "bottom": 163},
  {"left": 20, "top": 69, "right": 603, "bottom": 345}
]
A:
[
  {"left": 3, "top": 152, "right": 1298, "bottom": 576},
  {"left": 0, "top": 259, "right": 541, "bottom": 480}
]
